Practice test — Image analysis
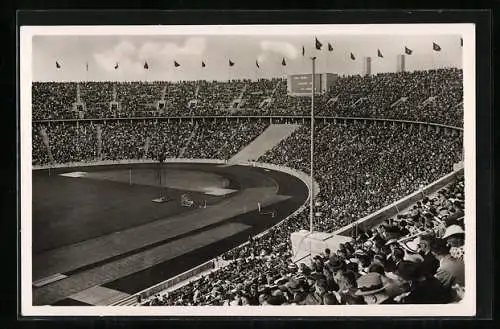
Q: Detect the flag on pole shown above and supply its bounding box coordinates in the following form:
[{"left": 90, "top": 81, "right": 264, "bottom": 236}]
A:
[
  {"left": 328, "top": 43, "right": 333, "bottom": 51},
  {"left": 202, "top": 61, "right": 206, "bottom": 68},
  {"left": 404, "top": 46, "right": 413, "bottom": 55},
  {"left": 255, "top": 60, "right": 260, "bottom": 68},
  {"left": 302, "top": 46, "right": 305, "bottom": 56},
  {"left": 315, "top": 37, "right": 323, "bottom": 50},
  {"left": 433, "top": 42, "right": 441, "bottom": 51},
  {"left": 350, "top": 53, "right": 356, "bottom": 60},
  {"left": 229, "top": 59, "right": 234, "bottom": 66},
  {"left": 144, "top": 61, "right": 149, "bottom": 69},
  {"left": 114, "top": 62, "right": 119, "bottom": 69},
  {"left": 56, "top": 61, "right": 61, "bottom": 69},
  {"left": 377, "top": 49, "right": 383, "bottom": 58},
  {"left": 174, "top": 61, "right": 180, "bottom": 67},
  {"left": 281, "top": 57, "right": 286, "bottom": 66}
]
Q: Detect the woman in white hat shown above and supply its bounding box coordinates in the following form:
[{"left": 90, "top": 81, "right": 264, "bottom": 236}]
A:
[{"left": 442, "top": 224, "right": 465, "bottom": 261}]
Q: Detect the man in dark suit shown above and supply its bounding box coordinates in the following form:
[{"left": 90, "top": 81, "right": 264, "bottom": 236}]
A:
[
  {"left": 430, "top": 238, "right": 465, "bottom": 289},
  {"left": 418, "top": 234, "right": 440, "bottom": 278},
  {"left": 396, "top": 261, "right": 452, "bottom": 304}
]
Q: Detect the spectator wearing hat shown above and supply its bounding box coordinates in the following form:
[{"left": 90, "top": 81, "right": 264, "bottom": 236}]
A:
[
  {"left": 400, "top": 239, "right": 424, "bottom": 263},
  {"left": 322, "top": 266, "right": 340, "bottom": 292},
  {"left": 323, "top": 248, "right": 332, "bottom": 260},
  {"left": 336, "top": 247, "right": 348, "bottom": 259},
  {"left": 355, "top": 273, "right": 396, "bottom": 304},
  {"left": 299, "top": 263, "right": 312, "bottom": 276},
  {"left": 312, "top": 255, "right": 325, "bottom": 273},
  {"left": 443, "top": 224, "right": 465, "bottom": 261},
  {"left": 430, "top": 238, "right": 465, "bottom": 291},
  {"left": 337, "top": 270, "right": 366, "bottom": 305},
  {"left": 398, "top": 220, "right": 411, "bottom": 236},
  {"left": 395, "top": 261, "right": 452, "bottom": 304},
  {"left": 351, "top": 249, "right": 371, "bottom": 274},
  {"left": 303, "top": 278, "right": 328, "bottom": 305},
  {"left": 328, "top": 256, "right": 346, "bottom": 286},
  {"left": 368, "top": 263, "right": 405, "bottom": 299}
]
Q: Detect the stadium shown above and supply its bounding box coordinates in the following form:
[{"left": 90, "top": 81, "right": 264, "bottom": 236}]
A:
[{"left": 31, "top": 34, "right": 466, "bottom": 307}]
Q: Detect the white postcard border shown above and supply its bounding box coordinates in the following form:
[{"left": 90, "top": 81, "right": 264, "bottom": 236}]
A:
[{"left": 20, "top": 23, "right": 476, "bottom": 317}]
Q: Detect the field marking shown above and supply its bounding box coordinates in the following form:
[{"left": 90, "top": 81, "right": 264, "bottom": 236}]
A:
[
  {"left": 59, "top": 171, "right": 88, "bottom": 178},
  {"left": 32, "top": 273, "right": 67, "bottom": 287},
  {"left": 201, "top": 187, "right": 238, "bottom": 196},
  {"left": 69, "top": 285, "right": 130, "bottom": 306}
]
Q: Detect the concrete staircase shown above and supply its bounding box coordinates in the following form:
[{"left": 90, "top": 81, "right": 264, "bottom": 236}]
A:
[{"left": 229, "top": 124, "right": 301, "bottom": 163}]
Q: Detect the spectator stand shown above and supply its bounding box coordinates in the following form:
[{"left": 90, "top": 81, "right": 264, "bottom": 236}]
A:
[{"left": 290, "top": 166, "right": 464, "bottom": 265}]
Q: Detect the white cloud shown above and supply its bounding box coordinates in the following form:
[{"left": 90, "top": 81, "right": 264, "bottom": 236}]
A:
[
  {"left": 139, "top": 37, "right": 207, "bottom": 59},
  {"left": 260, "top": 40, "right": 299, "bottom": 59},
  {"left": 93, "top": 40, "right": 139, "bottom": 72},
  {"left": 115, "top": 40, "right": 136, "bottom": 56},
  {"left": 93, "top": 37, "right": 207, "bottom": 72},
  {"left": 257, "top": 53, "right": 268, "bottom": 63}
]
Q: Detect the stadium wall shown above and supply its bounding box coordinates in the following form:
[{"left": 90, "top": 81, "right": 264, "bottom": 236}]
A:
[{"left": 32, "top": 116, "right": 463, "bottom": 133}]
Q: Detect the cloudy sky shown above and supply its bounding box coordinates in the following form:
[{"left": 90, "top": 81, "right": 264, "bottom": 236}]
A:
[{"left": 32, "top": 34, "right": 463, "bottom": 82}]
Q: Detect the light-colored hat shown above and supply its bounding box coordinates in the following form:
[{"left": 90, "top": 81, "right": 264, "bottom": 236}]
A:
[
  {"left": 443, "top": 224, "right": 465, "bottom": 239},
  {"left": 400, "top": 238, "right": 420, "bottom": 254},
  {"left": 355, "top": 273, "right": 388, "bottom": 296}
]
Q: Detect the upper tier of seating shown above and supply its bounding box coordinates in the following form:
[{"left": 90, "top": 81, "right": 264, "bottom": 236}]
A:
[{"left": 32, "top": 68, "right": 463, "bottom": 127}]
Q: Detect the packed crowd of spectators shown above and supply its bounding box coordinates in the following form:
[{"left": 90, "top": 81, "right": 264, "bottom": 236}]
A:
[
  {"left": 318, "top": 68, "right": 463, "bottom": 126},
  {"left": 310, "top": 121, "right": 462, "bottom": 232},
  {"left": 258, "top": 121, "right": 462, "bottom": 234},
  {"left": 183, "top": 120, "right": 268, "bottom": 160},
  {"left": 32, "top": 82, "right": 78, "bottom": 120},
  {"left": 136, "top": 119, "right": 464, "bottom": 307},
  {"left": 32, "top": 119, "right": 269, "bottom": 165},
  {"left": 33, "top": 122, "right": 98, "bottom": 164},
  {"left": 259, "top": 125, "right": 311, "bottom": 174},
  {"left": 32, "top": 68, "right": 463, "bottom": 126},
  {"left": 143, "top": 176, "right": 465, "bottom": 306}
]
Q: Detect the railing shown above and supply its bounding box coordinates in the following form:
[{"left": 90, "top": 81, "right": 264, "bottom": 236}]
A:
[{"left": 121, "top": 260, "right": 216, "bottom": 306}]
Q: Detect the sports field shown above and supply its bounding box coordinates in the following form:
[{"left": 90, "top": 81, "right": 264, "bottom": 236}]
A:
[{"left": 32, "top": 163, "right": 308, "bottom": 305}]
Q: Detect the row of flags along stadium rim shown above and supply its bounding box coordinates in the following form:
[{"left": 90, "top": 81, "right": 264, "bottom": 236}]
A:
[{"left": 54, "top": 37, "right": 461, "bottom": 70}]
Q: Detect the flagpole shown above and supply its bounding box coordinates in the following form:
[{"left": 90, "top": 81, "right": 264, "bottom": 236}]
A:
[{"left": 310, "top": 56, "right": 316, "bottom": 233}]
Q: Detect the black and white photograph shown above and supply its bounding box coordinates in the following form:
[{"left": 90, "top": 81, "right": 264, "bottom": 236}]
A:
[{"left": 20, "top": 23, "right": 476, "bottom": 316}]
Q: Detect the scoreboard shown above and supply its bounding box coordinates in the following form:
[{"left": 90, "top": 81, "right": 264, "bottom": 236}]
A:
[{"left": 287, "top": 73, "right": 338, "bottom": 96}]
